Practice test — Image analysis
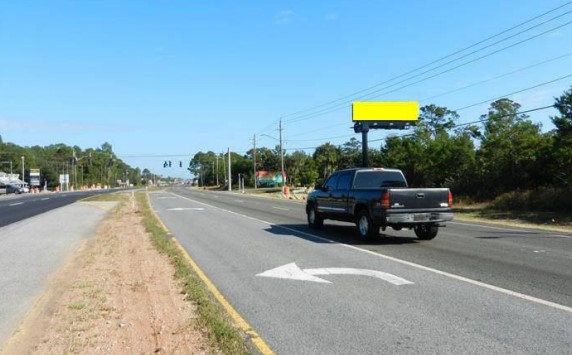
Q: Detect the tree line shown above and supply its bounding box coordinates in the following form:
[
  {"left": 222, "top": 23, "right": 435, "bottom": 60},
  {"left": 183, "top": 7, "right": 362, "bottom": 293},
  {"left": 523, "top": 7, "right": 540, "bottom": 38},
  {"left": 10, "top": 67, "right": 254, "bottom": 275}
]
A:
[
  {"left": 0, "top": 141, "right": 148, "bottom": 189},
  {"left": 2, "top": 86, "right": 570, "bottom": 208},
  {"left": 190, "top": 87, "right": 572, "bottom": 208}
]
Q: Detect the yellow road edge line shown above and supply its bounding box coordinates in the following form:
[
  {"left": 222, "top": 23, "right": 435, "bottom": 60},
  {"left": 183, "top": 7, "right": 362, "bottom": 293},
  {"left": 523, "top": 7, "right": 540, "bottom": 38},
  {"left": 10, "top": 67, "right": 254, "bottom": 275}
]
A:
[{"left": 144, "top": 191, "right": 276, "bottom": 355}]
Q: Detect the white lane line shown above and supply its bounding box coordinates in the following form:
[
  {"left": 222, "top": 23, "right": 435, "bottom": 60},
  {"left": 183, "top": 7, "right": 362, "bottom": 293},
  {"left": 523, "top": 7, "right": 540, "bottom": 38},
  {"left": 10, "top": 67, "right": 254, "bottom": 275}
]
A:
[
  {"left": 9, "top": 202, "right": 24, "bottom": 206},
  {"left": 234, "top": 199, "right": 244, "bottom": 203},
  {"left": 547, "top": 234, "right": 572, "bottom": 239},
  {"left": 272, "top": 207, "right": 289, "bottom": 211},
  {"left": 41, "top": 198, "right": 50, "bottom": 201},
  {"left": 450, "top": 221, "right": 572, "bottom": 238},
  {"left": 167, "top": 192, "right": 572, "bottom": 314}
]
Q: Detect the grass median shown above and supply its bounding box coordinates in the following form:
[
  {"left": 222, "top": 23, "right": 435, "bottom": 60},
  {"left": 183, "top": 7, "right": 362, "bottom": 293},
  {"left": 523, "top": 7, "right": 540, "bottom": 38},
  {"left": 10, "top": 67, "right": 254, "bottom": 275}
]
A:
[
  {"left": 136, "top": 191, "right": 253, "bottom": 355},
  {"left": 83, "top": 190, "right": 253, "bottom": 354}
]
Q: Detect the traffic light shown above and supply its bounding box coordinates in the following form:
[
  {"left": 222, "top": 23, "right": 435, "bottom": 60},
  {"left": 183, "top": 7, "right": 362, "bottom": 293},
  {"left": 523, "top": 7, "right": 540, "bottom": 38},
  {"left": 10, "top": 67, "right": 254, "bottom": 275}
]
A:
[
  {"left": 169, "top": 161, "right": 172, "bottom": 167},
  {"left": 179, "top": 161, "right": 182, "bottom": 167},
  {"left": 163, "top": 161, "right": 168, "bottom": 168}
]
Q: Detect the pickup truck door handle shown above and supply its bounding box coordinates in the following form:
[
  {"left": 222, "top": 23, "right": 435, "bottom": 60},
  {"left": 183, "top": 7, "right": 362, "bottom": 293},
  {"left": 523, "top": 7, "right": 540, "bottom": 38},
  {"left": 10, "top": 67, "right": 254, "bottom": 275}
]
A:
[{"left": 416, "top": 193, "right": 425, "bottom": 198}]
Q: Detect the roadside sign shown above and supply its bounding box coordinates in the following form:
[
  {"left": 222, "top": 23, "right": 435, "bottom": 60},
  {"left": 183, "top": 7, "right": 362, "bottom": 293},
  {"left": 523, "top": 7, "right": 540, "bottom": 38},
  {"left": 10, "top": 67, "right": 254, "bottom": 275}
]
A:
[
  {"left": 59, "top": 174, "right": 69, "bottom": 184},
  {"left": 30, "top": 169, "right": 41, "bottom": 187}
]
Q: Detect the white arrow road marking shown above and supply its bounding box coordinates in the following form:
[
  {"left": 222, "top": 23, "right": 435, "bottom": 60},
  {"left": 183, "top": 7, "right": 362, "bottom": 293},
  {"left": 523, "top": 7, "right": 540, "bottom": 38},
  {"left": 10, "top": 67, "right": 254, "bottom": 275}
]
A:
[
  {"left": 167, "top": 207, "right": 205, "bottom": 211},
  {"left": 256, "top": 262, "right": 413, "bottom": 286},
  {"left": 305, "top": 268, "right": 413, "bottom": 285},
  {"left": 257, "top": 263, "right": 331, "bottom": 283}
]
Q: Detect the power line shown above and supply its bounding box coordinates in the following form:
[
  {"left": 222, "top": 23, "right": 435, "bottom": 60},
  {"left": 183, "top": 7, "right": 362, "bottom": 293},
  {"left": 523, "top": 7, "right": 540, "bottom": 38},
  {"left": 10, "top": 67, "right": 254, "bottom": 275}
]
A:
[
  {"left": 420, "top": 51, "right": 572, "bottom": 102},
  {"left": 117, "top": 154, "right": 191, "bottom": 158},
  {"left": 282, "top": 3, "right": 572, "bottom": 123},
  {"left": 279, "top": 77, "right": 564, "bottom": 150},
  {"left": 285, "top": 19, "right": 572, "bottom": 124},
  {"left": 256, "top": 90, "right": 560, "bottom": 152},
  {"left": 286, "top": 133, "right": 355, "bottom": 142},
  {"left": 454, "top": 73, "right": 572, "bottom": 112},
  {"left": 281, "top": 1, "right": 571, "bottom": 122},
  {"left": 369, "top": 105, "right": 555, "bottom": 143},
  {"left": 284, "top": 51, "right": 572, "bottom": 140},
  {"left": 300, "top": 3, "right": 572, "bottom": 123},
  {"left": 280, "top": 2, "right": 572, "bottom": 122}
]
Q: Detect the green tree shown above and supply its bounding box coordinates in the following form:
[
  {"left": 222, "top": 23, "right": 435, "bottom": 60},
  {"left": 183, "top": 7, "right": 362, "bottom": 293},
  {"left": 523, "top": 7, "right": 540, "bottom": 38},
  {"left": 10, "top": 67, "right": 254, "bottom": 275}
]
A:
[
  {"left": 477, "top": 99, "right": 545, "bottom": 197},
  {"left": 550, "top": 86, "right": 572, "bottom": 186},
  {"left": 313, "top": 143, "right": 339, "bottom": 179},
  {"left": 255, "top": 147, "right": 280, "bottom": 171},
  {"left": 380, "top": 135, "right": 425, "bottom": 187},
  {"left": 338, "top": 138, "right": 361, "bottom": 169},
  {"left": 285, "top": 150, "right": 312, "bottom": 186},
  {"left": 190, "top": 151, "right": 217, "bottom": 186}
]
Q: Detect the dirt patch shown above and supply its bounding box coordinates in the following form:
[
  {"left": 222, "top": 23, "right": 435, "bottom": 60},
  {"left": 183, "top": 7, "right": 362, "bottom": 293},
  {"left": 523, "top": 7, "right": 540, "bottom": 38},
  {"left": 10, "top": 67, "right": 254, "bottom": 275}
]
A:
[{"left": 2, "top": 197, "right": 212, "bottom": 354}]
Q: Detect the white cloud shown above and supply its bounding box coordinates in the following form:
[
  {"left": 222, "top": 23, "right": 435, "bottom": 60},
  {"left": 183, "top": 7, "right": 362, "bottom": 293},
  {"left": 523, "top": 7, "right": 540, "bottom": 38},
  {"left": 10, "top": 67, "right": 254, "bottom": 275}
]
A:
[{"left": 275, "top": 10, "right": 295, "bottom": 25}]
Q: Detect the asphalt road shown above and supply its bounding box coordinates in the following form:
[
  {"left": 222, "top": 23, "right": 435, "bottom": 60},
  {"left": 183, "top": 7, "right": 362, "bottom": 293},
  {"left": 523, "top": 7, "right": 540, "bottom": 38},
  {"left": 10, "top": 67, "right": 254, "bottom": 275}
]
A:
[
  {"left": 151, "top": 187, "right": 572, "bottom": 355},
  {"left": 0, "top": 190, "right": 116, "bottom": 227},
  {"left": 0, "top": 198, "right": 117, "bottom": 347}
]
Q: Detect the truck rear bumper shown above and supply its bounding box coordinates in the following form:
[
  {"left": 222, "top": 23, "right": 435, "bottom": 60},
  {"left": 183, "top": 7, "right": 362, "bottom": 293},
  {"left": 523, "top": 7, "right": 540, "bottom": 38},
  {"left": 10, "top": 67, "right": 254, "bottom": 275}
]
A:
[{"left": 383, "top": 212, "right": 454, "bottom": 225}]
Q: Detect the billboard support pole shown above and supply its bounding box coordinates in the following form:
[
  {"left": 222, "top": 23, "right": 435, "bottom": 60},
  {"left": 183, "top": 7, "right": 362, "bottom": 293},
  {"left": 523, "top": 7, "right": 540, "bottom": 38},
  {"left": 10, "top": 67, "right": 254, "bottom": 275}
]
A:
[
  {"left": 361, "top": 123, "right": 369, "bottom": 167},
  {"left": 352, "top": 102, "right": 419, "bottom": 169}
]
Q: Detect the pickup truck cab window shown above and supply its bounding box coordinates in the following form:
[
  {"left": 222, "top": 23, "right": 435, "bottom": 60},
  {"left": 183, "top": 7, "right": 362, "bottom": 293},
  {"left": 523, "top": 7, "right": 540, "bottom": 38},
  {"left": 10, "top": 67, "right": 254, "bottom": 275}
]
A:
[
  {"left": 324, "top": 174, "right": 339, "bottom": 191},
  {"left": 353, "top": 171, "right": 407, "bottom": 189},
  {"left": 336, "top": 172, "right": 352, "bottom": 191}
]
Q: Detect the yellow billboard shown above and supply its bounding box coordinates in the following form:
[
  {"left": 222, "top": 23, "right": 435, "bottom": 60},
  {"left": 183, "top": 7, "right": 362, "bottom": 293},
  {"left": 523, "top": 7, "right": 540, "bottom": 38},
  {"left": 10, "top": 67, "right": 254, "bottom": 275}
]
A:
[{"left": 352, "top": 102, "right": 419, "bottom": 121}]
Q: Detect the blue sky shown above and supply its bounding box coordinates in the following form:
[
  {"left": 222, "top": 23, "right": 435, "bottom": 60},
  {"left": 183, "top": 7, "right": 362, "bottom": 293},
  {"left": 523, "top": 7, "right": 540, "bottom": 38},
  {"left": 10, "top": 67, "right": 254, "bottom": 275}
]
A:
[{"left": 1, "top": 0, "right": 571, "bottom": 178}]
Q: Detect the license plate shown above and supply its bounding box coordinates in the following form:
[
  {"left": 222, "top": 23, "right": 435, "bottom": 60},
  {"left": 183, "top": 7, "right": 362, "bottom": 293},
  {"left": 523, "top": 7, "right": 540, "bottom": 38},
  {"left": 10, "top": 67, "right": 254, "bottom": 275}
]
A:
[{"left": 413, "top": 214, "right": 427, "bottom": 221}]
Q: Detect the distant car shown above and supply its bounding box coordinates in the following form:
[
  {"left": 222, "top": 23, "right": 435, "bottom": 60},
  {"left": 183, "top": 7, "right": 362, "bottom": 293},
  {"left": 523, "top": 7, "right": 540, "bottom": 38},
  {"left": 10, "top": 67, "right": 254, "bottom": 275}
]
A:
[{"left": 6, "top": 183, "right": 26, "bottom": 194}]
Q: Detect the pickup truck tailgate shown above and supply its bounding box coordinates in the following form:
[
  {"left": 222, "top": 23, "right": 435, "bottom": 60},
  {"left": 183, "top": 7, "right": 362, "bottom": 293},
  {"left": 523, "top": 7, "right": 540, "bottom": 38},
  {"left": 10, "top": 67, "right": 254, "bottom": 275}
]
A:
[{"left": 387, "top": 188, "right": 450, "bottom": 210}]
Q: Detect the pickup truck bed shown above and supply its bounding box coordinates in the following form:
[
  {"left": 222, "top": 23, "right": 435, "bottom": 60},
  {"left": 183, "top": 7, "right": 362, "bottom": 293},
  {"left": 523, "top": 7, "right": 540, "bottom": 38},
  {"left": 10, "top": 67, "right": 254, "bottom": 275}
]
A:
[{"left": 306, "top": 168, "right": 453, "bottom": 240}]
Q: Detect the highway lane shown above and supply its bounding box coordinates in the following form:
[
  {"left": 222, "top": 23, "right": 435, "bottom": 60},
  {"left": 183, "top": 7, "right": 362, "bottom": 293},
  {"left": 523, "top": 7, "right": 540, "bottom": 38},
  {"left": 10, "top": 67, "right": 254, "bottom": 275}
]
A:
[
  {"left": 0, "top": 190, "right": 116, "bottom": 227},
  {"left": 151, "top": 188, "right": 572, "bottom": 354},
  {"left": 169, "top": 187, "right": 572, "bottom": 308}
]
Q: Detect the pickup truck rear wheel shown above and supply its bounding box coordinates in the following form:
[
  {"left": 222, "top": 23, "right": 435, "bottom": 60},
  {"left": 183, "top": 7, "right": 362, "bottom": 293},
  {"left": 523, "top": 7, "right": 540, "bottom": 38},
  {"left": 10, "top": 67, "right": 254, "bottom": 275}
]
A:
[
  {"left": 414, "top": 224, "right": 439, "bottom": 240},
  {"left": 356, "top": 210, "right": 377, "bottom": 240},
  {"left": 307, "top": 205, "right": 323, "bottom": 229}
]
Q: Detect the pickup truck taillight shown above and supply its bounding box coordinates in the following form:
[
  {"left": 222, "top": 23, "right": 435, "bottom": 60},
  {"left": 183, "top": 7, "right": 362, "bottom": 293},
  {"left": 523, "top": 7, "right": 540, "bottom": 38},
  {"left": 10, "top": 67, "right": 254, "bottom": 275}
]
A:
[
  {"left": 448, "top": 191, "right": 453, "bottom": 208},
  {"left": 381, "top": 191, "right": 390, "bottom": 210}
]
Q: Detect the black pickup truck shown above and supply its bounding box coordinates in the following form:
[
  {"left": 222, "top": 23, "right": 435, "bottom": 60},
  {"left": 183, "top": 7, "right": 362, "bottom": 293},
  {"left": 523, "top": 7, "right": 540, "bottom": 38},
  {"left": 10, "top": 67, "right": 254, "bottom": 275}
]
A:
[{"left": 306, "top": 168, "right": 453, "bottom": 240}]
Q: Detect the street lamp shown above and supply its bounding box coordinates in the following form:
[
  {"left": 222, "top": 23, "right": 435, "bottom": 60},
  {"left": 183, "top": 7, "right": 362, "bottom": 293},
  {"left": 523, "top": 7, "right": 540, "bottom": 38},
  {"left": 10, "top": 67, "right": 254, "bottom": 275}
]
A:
[
  {"left": 72, "top": 152, "right": 92, "bottom": 189},
  {"left": 21, "top": 156, "right": 25, "bottom": 184}
]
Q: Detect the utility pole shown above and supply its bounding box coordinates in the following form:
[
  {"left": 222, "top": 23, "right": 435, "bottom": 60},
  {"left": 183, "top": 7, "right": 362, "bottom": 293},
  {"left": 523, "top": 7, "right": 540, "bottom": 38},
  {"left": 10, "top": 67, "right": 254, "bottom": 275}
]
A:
[
  {"left": 221, "top": 152, "right": 227, "bottom": 188},
  {"left": 279, "top": 118, "right": 285, "bottom": 187},
  {"left": 252, "top": 134, "right": 257, "bottom": 189},
  {"left": 215, "top": 155, "right": 219, "bottom": 186},
  {"left": 227, "top": 147, "right": 232, "bottom": 192},
  {"left": 21, "top": 156, "right": 25, "bottom": 184}
]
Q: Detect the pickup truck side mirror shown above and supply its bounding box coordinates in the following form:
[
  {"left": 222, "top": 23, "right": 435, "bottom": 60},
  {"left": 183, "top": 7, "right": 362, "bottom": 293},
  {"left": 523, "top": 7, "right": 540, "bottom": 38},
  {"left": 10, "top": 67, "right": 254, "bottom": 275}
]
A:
[{"left": 314, "top": 181, "right": 324, "bottom": 190}]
